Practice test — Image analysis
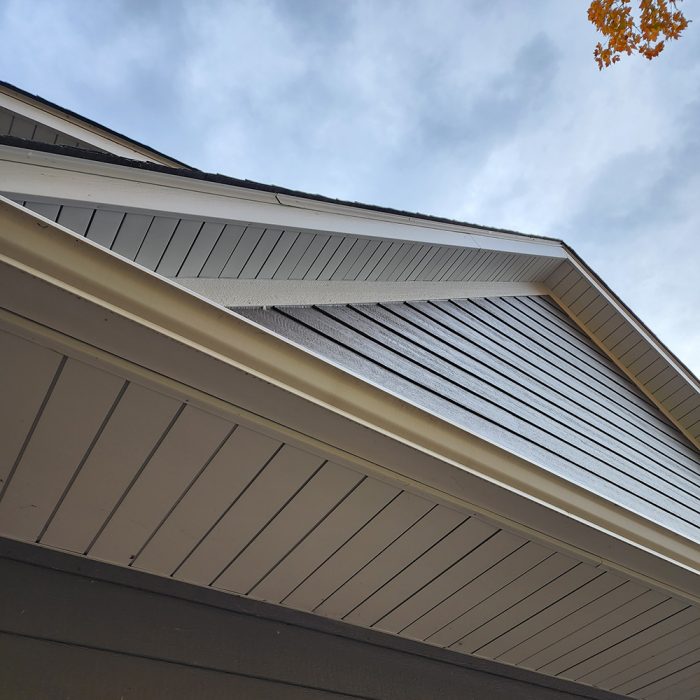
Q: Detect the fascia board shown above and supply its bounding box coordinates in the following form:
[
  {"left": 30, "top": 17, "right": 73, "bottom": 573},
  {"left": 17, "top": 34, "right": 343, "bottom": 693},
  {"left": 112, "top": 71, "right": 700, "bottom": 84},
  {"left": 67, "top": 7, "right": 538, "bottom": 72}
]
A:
[
  {"left": 177, "top": 279, "right": 547, "bottom": 307},
  {"left": 0, "top": 146, "right": 566, "bottom": 257},
  {"left": 1, "top": 194, "right": 699, "bottom": 596},
  {"left": 0, "top": 87, "right": 185, "bottom": 168}
]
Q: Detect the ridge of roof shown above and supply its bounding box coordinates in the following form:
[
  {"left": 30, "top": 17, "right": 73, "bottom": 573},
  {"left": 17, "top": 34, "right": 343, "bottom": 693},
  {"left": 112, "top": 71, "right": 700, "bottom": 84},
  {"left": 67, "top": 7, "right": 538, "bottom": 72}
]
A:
[
  {"left": 0, "top": 80, "right": 192, "bottom": 169},
  {"left": 0, "top": 133, "right": 559, "bottom": 244}
]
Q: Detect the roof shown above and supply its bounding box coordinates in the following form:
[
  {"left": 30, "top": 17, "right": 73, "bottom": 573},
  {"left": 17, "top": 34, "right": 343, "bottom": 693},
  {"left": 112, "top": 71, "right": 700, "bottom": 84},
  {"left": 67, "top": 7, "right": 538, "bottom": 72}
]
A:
[
  {"left": 0, "top": 132, "right": 553, "bottom": 242},
  {"left": 1, "top": 195, "right": 699, "bottom": 698},
  {"left": 2, "top": 89, "right": 700, "bottom": 697},
  {"left": 0, "top": 81, "right": 192, "bottom": 168}
]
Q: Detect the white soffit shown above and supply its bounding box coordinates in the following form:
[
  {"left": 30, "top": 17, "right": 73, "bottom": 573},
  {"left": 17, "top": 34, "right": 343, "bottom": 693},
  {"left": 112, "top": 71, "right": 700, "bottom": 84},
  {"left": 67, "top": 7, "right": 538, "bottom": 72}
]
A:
[
  {"left": 0, "top": 196, "right": 553, "bottom": 307},
  {"left": 0, "top": 84, "right": 186, "bottom": 167}
]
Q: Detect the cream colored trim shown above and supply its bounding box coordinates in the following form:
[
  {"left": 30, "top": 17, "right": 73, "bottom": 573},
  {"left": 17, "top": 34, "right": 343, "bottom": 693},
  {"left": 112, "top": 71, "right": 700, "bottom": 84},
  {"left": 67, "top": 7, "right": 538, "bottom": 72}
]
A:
[
  {"left": 0, "top": 147, "right": 566, "bottom": 256},
  {"left": 0, "top": 87, "right": 184, "bottom": 167},
  {"left": 175, "top": 279, "right": 547, "bottom": 307},
  {"left": 1, "top": 195, "right": 698, "bottom": 590}
]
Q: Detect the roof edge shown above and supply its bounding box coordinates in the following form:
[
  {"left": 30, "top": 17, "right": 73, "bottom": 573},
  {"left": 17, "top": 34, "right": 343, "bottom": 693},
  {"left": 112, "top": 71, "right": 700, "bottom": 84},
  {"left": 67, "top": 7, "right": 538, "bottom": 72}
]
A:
[
  {"left": 1, "top": 139, "right": 697, "bottom": 448},
  {"left": 0, "top": 134, "right": 560, "bottom": 244},
  {"left": 1, "top": 194, "right": 698, "bottom": 599},
  {"left": 548, "top": 254, "right": 700, "bottom": 450}
]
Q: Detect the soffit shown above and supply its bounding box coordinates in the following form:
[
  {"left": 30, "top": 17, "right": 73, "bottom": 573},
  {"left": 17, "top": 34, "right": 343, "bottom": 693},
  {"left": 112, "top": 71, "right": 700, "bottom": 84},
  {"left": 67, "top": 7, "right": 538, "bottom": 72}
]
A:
[
  {"left": 1, "top": 195, "right": 699, "bottom": 580},
  {"left": 1, "top": 195, "right": 558, "bottom": 295},
  {"left": 1, "top": 301, "right": 699, "bottom": 700}
]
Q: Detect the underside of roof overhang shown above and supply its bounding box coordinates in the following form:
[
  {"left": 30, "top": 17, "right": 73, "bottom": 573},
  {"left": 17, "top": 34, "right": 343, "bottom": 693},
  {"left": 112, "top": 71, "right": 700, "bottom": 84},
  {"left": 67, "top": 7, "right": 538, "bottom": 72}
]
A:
[
  {"left": 2, "top": 195, "right": 700, "bottom": 698},
  {"left": 0, "top": 194, "right": 697, "bottom": 583}
]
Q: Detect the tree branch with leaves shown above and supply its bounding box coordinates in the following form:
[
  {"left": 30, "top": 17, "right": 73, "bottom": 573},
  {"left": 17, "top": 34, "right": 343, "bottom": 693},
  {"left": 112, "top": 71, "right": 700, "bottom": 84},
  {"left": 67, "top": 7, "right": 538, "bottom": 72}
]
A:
[{"left": 588, "top": 0, "right": 690, "bottom": 69}]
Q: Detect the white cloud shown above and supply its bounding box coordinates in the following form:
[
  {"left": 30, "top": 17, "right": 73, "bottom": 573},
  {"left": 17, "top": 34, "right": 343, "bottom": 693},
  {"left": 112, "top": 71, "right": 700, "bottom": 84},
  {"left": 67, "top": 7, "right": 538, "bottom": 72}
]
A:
[{"left": 1, "top": 0, "right": 698, "bottom": 373}]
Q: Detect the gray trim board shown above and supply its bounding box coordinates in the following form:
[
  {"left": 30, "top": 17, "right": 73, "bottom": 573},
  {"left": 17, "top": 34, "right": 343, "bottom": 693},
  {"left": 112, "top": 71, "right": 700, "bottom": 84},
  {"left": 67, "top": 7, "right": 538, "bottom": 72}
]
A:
[{"left": 0, "top": 537, "right": 628, "bottom": 700}]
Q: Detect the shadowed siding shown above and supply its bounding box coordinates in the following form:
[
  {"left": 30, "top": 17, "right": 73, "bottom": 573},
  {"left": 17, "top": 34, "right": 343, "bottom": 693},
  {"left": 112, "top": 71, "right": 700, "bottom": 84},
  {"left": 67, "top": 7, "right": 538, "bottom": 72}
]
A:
[
  {"left": 239, "top": 296, "right": 700, "bottom": 543},
  {"left": 0, "top": 541, "right": 629, "bottom": 700}
]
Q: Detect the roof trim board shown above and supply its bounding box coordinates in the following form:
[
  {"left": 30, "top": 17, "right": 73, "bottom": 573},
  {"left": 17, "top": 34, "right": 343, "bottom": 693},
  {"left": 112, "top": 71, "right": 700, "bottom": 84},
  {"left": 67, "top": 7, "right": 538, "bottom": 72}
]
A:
[
  {"left": 178, "top": 279, "right": 547, "bottom": 307},
  {"left": 1, "top": 195, "right": 699, "bottom": 600},
  {"left": 0, "top": 143, "right": 565, "bottom": 255},
  {"left": 0, "top": 82, "right": 190, "bottom": 168}
]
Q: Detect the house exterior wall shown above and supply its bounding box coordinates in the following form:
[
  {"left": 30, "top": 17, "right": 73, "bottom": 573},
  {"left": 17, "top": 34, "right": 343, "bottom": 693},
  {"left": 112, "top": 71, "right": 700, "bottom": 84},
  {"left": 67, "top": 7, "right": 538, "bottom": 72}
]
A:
[
  {"left": 240, "top": 296, "right": 700, "bottom": 543},
  {"left": 0, "top": 538, "right": 627, "bottom": 700}
]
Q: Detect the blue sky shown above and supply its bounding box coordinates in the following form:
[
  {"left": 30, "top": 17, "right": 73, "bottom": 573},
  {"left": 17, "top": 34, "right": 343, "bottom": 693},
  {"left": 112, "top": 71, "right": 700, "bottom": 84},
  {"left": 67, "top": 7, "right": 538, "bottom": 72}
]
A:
[{"left": 2, "top": 0, "right": 698, "bottom": 374}]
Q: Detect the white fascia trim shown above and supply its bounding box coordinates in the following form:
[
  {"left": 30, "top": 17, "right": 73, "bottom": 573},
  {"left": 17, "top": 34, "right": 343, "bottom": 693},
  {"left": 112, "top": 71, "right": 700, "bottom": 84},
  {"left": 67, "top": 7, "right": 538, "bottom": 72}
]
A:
[
  {"left": 1, "top": 195, "right": 698, "bottom": 590},
  {"left": 0, "top": 88, "right": 183, "bottom": 167},
  {"left": 0, "top": 146, "right": 567, "bottom": 257},
  {"left": 176, "top": 279, "right": 547, "bottom": 307}
]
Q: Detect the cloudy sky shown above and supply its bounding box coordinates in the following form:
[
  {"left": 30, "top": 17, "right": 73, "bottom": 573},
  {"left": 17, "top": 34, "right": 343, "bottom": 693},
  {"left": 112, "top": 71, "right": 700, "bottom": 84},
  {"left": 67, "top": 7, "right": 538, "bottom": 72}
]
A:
[{"left": 2, "top": 0, "right": 698, "bottom": 374}]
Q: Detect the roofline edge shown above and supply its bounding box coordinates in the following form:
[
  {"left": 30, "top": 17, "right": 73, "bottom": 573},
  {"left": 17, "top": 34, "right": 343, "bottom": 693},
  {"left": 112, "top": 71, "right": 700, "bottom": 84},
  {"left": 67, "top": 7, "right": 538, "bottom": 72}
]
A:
[{"left": 1, "top": 194, "right": 698, "bottom": 600}]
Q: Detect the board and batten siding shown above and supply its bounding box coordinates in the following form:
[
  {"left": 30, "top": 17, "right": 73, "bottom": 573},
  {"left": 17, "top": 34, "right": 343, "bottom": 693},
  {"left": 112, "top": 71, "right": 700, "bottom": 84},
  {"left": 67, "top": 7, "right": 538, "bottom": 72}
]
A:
[{"left": 239, "top": 296, "right": 700, "bottom": 544}]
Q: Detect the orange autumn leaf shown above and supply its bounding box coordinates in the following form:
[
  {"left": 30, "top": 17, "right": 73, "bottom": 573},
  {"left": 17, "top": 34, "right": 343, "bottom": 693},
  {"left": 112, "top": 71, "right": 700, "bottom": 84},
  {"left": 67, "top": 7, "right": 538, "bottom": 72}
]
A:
[{"left": 588, "top": 0, "right": 690, "bottom": 69}]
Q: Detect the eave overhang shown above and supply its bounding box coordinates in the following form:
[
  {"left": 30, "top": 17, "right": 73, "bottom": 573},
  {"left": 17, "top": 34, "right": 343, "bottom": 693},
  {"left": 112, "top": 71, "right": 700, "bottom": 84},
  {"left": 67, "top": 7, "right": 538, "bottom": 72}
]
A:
[{"left": 1, "top": 195, "right": 698, "bottom": 601}]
